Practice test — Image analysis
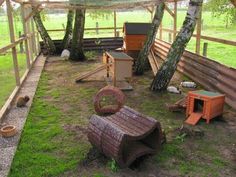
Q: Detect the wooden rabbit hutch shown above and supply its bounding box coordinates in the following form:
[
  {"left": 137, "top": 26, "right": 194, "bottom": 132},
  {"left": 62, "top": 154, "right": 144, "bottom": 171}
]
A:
[
  {"left": 185, "top": 90, "right": 225, "bottom": 125},
  {"left": 123, "top": 22, "right": 151, "bottom": 54}
]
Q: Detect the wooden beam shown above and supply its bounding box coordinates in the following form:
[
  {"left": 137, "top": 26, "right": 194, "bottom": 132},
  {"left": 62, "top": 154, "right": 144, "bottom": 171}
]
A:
[
  {"left": 114, "top": 11, "right": 117, "bottom": 37},
  {"left": 173, "top": 0, "right": 177, "bottom": 40},
  {"left": 21, "top": 0, "right": 164, "bottom": 10},
  {"left": 31, "top": 17, "right": 37, "bottom": 54},
  {"left": 21, "top": 4, "right": 31, "bottom": 68},
  {"left": 24, "top": 4, "right": 42, "bottom": 22},
  {"left": 6, "top": 0, "right": 20, "bottom": 86},
  {"left": 162, "top": 28, "right": 236, "bottom": 46},
  {"left": 11, "top": 0, "right": 23, "bottom": 4},
  {"left": 159, "top": 22, "right": 163, "bottom": 40},
  {"left": 195, "top": 6, "right": 202, "bottom": 54},
  {"left": 26, "top": 7, "right": 34, "bottom": 62},
  {"left": 164, "top": 4, "right": 174, "bottom": 17},
  {"left": 0, "top": 37, "right": 27, "bottom": 53}
]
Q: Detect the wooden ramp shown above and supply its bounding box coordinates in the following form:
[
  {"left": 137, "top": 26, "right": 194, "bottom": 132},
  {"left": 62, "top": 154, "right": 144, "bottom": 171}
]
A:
[
  {"left": 185, "top": 112, "right": 203, "bottom": 125},
  {"left": 75, "top": 64, "right": 107, "bottom": 82},
  {"left": 148, "top": 49, "right": 159, "bottom": 76}
]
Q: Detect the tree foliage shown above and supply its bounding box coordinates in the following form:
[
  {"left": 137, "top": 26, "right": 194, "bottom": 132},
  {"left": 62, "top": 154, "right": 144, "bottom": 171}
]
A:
[{"left": 205, "top": 0, "right": 236, "bottom": 25}]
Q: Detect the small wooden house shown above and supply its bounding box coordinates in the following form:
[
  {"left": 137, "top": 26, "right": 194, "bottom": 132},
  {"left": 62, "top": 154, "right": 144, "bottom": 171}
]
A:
[{"left": 123, "top": 22, "right": 151, "bottom": 52}]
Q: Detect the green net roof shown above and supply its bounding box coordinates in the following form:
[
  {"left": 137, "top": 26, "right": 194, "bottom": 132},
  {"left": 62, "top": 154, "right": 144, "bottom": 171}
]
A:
[{"left": 19, "top": 0, "right": 179, "bottom": 10}]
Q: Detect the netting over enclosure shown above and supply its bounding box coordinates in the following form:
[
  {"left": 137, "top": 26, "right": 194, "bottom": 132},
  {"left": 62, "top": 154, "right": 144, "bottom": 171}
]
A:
[{"left": 14, "top": 0, "right": 181, "bottom": 9}]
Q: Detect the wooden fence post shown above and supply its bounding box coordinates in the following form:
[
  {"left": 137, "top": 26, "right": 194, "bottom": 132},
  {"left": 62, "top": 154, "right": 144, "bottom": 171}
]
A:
[
  {"left": 21, "top": 4, "right": 31, "bottom": 69},
  {"left": 6, "top": 0, "right": 20, "bottom": 86},
  {"left": 31, "top": 17, "right": 37, "bottom": 55},
  {"left": 203, "top": 42, "right": 208, "bottom": 57},
  {"left": 96, "top": 22, "right": 99, "bottom": 35},
  {"left": 26, "top": 8, "right": 34, "bottom": 62},
  {"left": 114, "top": 11, "right": 117, "bottom": 37},
  {"left": 195, "top": 6, "right": 202, "bottom": 54},
  {"left": 159, "top": 22, "right": 163, "bottom": 40},
  {"left": 173, "top": 0, "right": 177, "bottom": 40},
  {"left": 19, "top": 31, "right": 24, "bottom": 53},
  {"left": 168, "top": 32, "right": 172, "bottom": 43}
]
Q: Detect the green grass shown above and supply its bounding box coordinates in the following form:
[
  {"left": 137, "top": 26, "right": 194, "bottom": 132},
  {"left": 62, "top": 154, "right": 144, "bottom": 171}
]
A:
[
  {"left": 0, "top": 9, "right": 235, "bottom": 66},
  {"left": 0, "top": 9, "right": 236, "bottom": 109},
  {"left": 0, "top": 52, "right": 27, "bottom": 108},
  {"left": 9, "top": 72, "right": 91, "bottom": 176},
  {"left": 9, "top": 57, "right": 236, "bottom": 176}
]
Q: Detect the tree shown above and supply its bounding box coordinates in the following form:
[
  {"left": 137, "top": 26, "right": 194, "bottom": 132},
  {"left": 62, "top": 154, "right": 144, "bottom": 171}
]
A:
[
  {"left": 134, "top": 2, "right": 165, "bottom": 75},
  {"left": 33, "top": 9, "right": 56, "bottom": 54},
  {"left": 205, "top": 0, "right": 236, "bottom": 27},
  {"left": 150, "top": 0, "right": 203, "bottom": 91},
  {"left": 230, "top": 0, "right": 236, "bottom": 7},
  {"left": 69, "top": 9, "right": 86, "bottom": 61},
  {"left": 61, "top": 10, "right": 74, "bottom": 50}
]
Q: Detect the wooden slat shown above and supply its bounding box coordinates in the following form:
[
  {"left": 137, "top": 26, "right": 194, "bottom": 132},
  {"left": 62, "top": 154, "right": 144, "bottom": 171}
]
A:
[
  {"left": 173, "top": 0, "right": 177, "bottom": 39},
  {"left": 195, "top": 6, "right": 202, "bottom": 54},
  {"left": 75, "top": 64, "right": 107, "bottom": 82},
  {"left": 47, "top": 27, "right": 123, "bottom": 32},
  {"left": 21, "top": 4, "right": 31, "bottom": 68},
  {"left": 161, "top": 28, "right": 236, "bottom": 46},
  {"left": 114, "top": 11, "right": 117, "bottom": 37},
  {"left": 0, "top": 37, "right": 26, "bottom": 53},
  {"left": 26, "top": 7, "right": 34, "bottom": 62},
  {"left": 6, "top": 0, "right": 20, "bottom": 86},
  {"left": 200, "top": 35, "right": 236, "bottom": 46},
  {"left": 164, "top": 4, "right": 174, "bottom": 17}
]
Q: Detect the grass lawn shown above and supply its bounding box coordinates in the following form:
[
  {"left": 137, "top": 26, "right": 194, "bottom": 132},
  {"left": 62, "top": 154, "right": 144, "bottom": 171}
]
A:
[
  {"left": 0, "top": 9, "right": 235, "bottom": 66},
  {"left": 1, "top": 10, "right": 236, "bottom": 109},
  {"left": 0, "top": 52, "right": 28, "bottom": 108},
  {"left": 9, "top": 55, "right": 236, "bottom": 177}
]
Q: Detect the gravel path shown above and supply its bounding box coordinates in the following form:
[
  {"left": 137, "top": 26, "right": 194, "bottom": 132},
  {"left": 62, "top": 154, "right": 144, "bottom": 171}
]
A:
[{"left": 0, "top": 55, "right": 46, "bottom": 177}]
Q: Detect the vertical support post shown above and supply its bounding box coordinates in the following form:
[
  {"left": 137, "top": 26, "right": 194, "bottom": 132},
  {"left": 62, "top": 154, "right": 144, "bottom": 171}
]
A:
[
  {"left": 19, "top": 31, "right": 24, "bottom": 53},
  {"left": 21, "top": 4, "right": 31, "bottom": 69},
  {"left": 195, "top": 6, "right": 202, "bottom": 54},
  {"left": 31, "top": 17, "right": 37, "bottom": 56},
  {"left": 96, "top": 22, "right": 99, "bottom": 35},
  {"left": 173, "top": 0, "right": 177, "bottom": 40},
  {"left": 26, "top": 8, "right": 34, "bottom": 61},
  {"left": 159, "top": 22, "right": 163, "bottom": 40},
  {"left": 36, "top": 31, "right": 40, "bottom": 53},
  {"left": 6, "top": 0, "right": 20, "bottom": 86},
  {"left": 114, "top": 11, "right": 117, "bottom": 37},
  {"left": 203, "top": 42, "right": 208, "bottom": 57},
  {"left": 168, "top": 32, "right": 172, "bottom": 43},
  {"left": 150, "top": 6, "right": 154, "bottom": 21}
]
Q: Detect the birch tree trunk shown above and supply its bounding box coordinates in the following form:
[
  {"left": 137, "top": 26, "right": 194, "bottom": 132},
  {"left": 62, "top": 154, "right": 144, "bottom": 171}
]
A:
[
  {"left": 33, "top": 10, "right": 56, "bottom": 54},
  {"left": 134, "top": 2, "right": 165, "bottom": 75},
  {"left": 61, "top": 10, "right": 74, "bottom": 50},
  {"left": 69, "top": 9, "right": 86, "bottom": 61},
  {"left": 151, "top": 0, "right": 203, "bottom": 91}
]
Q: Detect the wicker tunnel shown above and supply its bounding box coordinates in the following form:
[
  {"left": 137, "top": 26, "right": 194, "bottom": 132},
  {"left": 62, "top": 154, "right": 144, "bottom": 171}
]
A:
[{"left": 87, "top": 106, "right": 162, "bottom": 167}]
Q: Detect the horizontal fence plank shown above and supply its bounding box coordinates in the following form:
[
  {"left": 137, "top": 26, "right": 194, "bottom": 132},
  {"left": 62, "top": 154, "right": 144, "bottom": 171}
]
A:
[
  {"left": 47, "top": 27, "right": 123, "bottom": 32},
  {"left": 0, "top": 37, "right": 27, "bottom": 53},
  {"left": 154, "top": 39, "right": 236, "bottom": 109},
  {"left": 161, "top": 28, "right": 236, "bottom": 46},
  {"left": 40, "top": 37, "right": 123, "bottom": 53}
]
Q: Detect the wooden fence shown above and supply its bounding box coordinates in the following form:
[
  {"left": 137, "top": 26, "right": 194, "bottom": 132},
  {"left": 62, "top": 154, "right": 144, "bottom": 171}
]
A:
[
  {"left": 153, "top": 39, "right": 236, "bottom": 110},
  {"left": 0, "top": 0, "right": 40, "bottom": 120}
]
